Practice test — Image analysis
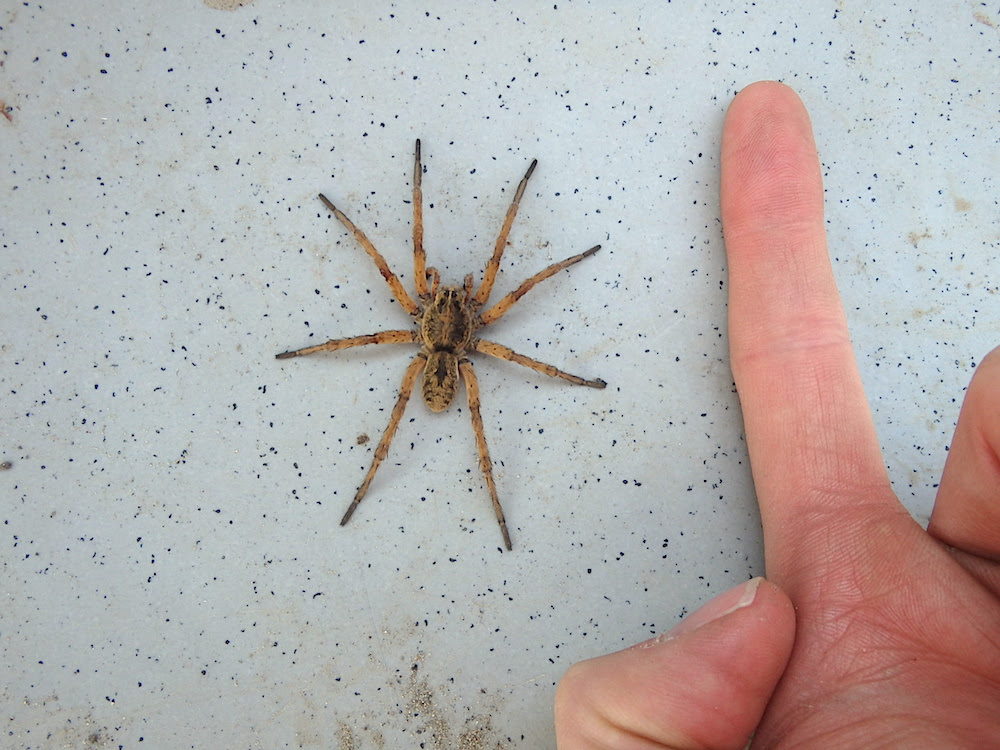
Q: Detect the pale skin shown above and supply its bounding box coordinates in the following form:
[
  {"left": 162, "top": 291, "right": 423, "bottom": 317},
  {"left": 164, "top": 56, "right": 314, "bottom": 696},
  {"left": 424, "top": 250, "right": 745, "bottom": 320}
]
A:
[{"left": 554, "top": 81, "right": 1000, "bottom": 748}]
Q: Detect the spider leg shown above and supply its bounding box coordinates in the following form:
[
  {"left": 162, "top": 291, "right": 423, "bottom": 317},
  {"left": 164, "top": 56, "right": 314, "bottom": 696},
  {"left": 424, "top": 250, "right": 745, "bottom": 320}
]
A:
[
  {"left": 276, "top": 329, "right": 416, "bottom": 359},
  {"left": 412, "top": 139, "right": 429, "bottom": 301},
  {"left": 319, "top": 193, "right": 421, "bottom": 316},
  {"left": 458, "top": 359, "right": 512, "bottom": 550},
  {"left": 478, "top": 245, "right": 601, "bottom": 326},
  {"left": 472, "top": 338, "right": 606, "bottom": 389},
  {"left": 472, "top": 158, "right": 537, "bottom": 307},
  {"left": 340, "top": 353, "right": 427, "bottom": 526}
]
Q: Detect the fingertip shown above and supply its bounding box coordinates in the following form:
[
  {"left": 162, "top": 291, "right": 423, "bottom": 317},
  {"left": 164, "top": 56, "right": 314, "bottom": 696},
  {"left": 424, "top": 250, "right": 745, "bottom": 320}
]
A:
[
  {"left": 722, "top": 80, "right": 821, "bottom": 236},
  {"left": 725, "top": 81, "right": 808, "bottom": 139},
  {"left": 730, "top": 80, "right": 803, "bottom": 110}
]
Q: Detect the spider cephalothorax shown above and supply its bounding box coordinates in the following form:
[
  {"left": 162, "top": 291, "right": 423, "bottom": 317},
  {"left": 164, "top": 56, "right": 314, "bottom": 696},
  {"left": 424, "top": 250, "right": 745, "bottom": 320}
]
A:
[{"left": 277, "top": 140, "right": 605, "bottom": 550}]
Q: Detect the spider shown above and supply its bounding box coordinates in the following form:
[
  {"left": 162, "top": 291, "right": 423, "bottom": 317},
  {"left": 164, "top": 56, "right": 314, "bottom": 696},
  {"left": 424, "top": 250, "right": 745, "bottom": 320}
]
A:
[{"left": 276, "top": 140, "right": 606, "bottom": 550}]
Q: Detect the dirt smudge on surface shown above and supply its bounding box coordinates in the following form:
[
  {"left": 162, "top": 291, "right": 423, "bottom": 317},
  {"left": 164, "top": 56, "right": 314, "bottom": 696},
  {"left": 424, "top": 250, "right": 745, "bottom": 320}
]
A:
[
  {"left": 203, "top": 0, "right": 254, "bottom": 10},
  {"left": 402, "top": 657, "right": 506, "bottom": 750}
]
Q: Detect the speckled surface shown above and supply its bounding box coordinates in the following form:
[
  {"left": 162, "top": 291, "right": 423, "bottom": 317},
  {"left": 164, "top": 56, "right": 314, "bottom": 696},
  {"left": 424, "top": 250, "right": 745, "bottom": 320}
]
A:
[{"left": 1, "top": 2, "right": 997, "bottom": 748}]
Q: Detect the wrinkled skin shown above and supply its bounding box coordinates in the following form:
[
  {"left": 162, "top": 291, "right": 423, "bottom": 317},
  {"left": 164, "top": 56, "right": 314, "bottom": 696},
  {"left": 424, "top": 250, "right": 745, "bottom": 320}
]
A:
[{"left": 554, "top": 81, "right": 1000, "bottom": 749}]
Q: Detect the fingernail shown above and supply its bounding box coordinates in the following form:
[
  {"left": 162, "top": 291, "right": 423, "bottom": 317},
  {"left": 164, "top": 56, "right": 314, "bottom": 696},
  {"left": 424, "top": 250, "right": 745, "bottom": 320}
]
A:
[{"left": 643, "top": 577, "right": 764, "bottom": 646}]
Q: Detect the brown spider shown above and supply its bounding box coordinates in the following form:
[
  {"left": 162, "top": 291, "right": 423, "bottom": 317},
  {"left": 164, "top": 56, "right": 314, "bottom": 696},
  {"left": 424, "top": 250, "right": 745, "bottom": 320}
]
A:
[{"left": 276, "top": 140, "right": 606, "bottom": 550}]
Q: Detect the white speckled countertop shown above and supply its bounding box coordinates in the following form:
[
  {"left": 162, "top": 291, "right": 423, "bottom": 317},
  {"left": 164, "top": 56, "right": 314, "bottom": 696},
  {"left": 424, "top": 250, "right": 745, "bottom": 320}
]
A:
[{"left": 2, "top": 2, "right": 997, "bottom": 747}]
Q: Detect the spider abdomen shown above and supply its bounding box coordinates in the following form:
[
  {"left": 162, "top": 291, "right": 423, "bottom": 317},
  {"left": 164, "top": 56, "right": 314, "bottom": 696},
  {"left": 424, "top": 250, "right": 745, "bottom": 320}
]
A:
[{"left": 422, "top": 350, "right": 459, "bottom": 412}]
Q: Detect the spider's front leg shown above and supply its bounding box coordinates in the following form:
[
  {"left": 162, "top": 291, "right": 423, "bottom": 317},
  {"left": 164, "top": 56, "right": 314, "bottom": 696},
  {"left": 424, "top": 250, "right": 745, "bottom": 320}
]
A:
[
  {"left": 473, "top": 158, "right": 537, "bottom": 307},
  {"left": 318, "top": 193, "right": 420, "bottom": 316},
  {"left": 412, "top": 139, "right": 430, "bottom": 302}
]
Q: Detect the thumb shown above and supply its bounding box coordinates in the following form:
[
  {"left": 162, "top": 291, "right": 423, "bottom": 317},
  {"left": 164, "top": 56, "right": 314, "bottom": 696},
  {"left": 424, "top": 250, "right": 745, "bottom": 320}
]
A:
[{"left": 554, "top": 578, "right": 795, "bottom": 750}]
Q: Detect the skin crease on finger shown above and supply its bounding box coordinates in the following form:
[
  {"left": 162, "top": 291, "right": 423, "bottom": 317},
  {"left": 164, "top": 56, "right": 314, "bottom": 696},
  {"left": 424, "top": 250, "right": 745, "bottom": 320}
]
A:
[{"left": 555, "top": 81, "right": 1000, "bottom": 749}]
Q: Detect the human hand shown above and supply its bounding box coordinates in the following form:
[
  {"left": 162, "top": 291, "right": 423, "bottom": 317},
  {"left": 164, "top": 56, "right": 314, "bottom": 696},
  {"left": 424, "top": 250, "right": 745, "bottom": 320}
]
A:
[{"left": 554, "top": 81, "right": 1000, "bottom": 749}]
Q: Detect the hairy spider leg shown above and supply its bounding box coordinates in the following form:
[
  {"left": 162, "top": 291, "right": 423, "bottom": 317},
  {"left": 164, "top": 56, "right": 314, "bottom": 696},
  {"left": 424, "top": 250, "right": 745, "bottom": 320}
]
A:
[
  {"left": 479, "top": 245, "right": 601, "bottom": 326},
  {"left": 472, "top": 339, "right": 607, "bottom": 389},
  {"left": 275, "top": 330, "right": 416, "bottom": 359},
  {"left": 472, "top": 158, "right": 537, "bottom": 307},
  {"left": 318, "top": 193, "right": 421, "bottom": 316},
  {"left": 412, "top": 139, "right": 429, "bottom": 301},
  {"left": 340, "top": 353, "right": 427, "bottom": 526},
  {"left": 459, "top": 359, "right": 512, "bottom": 550}
]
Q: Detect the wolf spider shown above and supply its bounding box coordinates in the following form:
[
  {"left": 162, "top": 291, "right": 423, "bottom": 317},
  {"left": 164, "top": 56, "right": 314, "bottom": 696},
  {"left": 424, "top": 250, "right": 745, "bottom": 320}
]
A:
[{"left": 277, "top": 140, "right": 606, "bottom": 550}]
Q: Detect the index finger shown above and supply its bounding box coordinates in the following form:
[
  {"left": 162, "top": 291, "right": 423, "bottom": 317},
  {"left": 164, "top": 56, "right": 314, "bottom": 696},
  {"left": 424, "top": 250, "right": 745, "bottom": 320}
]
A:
[{"left": 720, "top": 82, "right": 898, "bottom": 590}]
